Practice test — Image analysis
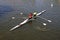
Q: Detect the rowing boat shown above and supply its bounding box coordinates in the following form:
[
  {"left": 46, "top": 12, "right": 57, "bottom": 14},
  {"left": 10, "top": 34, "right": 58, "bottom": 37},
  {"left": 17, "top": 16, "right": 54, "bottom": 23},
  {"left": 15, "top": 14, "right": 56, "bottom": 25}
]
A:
[{"left": 9, "top": 10, "right": 46, "bottom": 31}]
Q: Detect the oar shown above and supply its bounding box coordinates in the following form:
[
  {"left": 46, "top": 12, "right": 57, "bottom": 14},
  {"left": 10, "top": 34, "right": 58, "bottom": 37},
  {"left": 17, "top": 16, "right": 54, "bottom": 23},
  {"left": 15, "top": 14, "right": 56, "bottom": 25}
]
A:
[
  {"left": 35, "top": 20, "right": 47, "bottom": 26},
  {"left": 37, "top": 16, "right": 52, "bottom": 23}
]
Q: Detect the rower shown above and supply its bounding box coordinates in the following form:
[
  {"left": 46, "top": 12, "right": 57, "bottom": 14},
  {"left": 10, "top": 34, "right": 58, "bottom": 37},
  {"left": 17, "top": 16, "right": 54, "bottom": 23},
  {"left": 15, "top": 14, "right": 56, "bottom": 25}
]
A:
[
  {"left": 28, "top": 13, "right": 33, "bottom": 19},
  {"left": 33, "top": 12, "right": 37, "bottom": 19}
]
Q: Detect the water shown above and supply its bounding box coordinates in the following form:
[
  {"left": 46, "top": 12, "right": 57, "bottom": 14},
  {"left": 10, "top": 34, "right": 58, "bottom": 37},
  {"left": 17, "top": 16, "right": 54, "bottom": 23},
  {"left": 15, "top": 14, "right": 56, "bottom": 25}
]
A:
[{"left": 0, "top": 0, "right": 60, "bottom": 40}]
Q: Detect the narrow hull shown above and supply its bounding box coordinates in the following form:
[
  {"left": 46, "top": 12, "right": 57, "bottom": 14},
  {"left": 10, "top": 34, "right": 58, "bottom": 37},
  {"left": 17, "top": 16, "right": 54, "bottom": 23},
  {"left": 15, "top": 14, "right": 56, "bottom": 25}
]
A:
[
  {"left": 10, "top": 19, "right": 29, "bottom": 31},
  {"left": 9, "top": 19, "right": 34, "bottom": 31}
]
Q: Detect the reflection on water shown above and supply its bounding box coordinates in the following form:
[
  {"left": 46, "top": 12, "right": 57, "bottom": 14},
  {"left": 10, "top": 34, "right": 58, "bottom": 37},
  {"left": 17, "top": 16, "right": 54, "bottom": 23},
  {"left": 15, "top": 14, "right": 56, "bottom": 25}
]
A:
[
  {"left": 0, "top": 0, "right": 60, "bottom": 40},
  {"left": 0, "top": 5, "right": 13, "bottom": 12},
  {"left": 0, "top": 5, "right": 14, "bottom": 19}
]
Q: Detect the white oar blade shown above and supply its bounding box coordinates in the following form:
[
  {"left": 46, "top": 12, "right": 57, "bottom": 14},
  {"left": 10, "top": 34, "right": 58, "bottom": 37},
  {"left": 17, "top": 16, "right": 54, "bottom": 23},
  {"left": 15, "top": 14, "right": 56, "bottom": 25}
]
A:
[
  {"left": 48, "top": 20, "right": 52, "bottom": 22},
  {"left": 51, "top": 3, "right": 53, "bottom": 8},
  {"left": 12, "top": 17, "right": 15, "bottom": 19},
  {"left": 20, "top": 12, "right": 23, "bottom": 15},
  {"left": 43, "top": 23, "right": 47, "bottom": 26}
]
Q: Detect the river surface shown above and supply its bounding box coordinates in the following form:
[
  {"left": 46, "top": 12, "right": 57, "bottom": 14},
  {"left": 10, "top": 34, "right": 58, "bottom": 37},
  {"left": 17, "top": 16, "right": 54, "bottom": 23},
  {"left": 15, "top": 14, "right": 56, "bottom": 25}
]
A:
[{"left": 0, "top": 0, "right": 60, "bottom": 40}]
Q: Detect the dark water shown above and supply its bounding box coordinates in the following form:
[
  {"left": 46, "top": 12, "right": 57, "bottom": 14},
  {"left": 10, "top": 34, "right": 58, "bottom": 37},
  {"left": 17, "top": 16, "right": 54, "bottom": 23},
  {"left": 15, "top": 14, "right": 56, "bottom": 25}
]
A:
[{"left": 0, "top": 0, "right": 60, "bottom": 40}]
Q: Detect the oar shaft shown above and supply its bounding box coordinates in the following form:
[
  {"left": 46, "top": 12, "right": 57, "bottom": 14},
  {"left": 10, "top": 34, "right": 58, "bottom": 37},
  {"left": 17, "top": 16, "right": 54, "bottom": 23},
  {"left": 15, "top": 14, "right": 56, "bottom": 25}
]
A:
[{"left": 37, "top": 16, "right": 52, "bottom": 22}]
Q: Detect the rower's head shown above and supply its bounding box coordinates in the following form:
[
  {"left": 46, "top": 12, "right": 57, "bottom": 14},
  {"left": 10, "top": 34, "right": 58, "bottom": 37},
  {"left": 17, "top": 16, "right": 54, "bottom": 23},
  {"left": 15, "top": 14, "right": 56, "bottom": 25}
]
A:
[{"left": 33, "top": 12, "right": 37, "bottom": 15}]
